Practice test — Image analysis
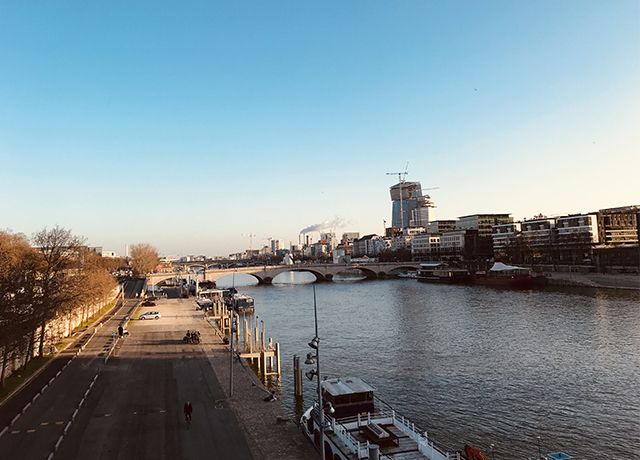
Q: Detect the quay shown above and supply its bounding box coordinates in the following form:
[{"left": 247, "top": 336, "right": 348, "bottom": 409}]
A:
[{"left": 0, "top": 295, "right": 314, "bottom": 459}]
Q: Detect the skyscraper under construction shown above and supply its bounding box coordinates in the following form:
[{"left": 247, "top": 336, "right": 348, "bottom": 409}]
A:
[{"left": 389, "top": 181, "right": 435, "bottom": 230}]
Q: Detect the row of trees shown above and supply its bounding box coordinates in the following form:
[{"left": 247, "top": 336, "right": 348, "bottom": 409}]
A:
[{"left": 0, "top": 227, "right": 118, "bottom": 388}]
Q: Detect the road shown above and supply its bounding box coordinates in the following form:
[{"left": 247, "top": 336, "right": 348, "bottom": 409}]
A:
[{"left": 0, "top": 298, "right": 255, "bottom": 460}]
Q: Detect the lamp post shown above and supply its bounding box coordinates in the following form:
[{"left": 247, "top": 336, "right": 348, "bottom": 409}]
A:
[
  {"left": 537, "top": 436, "right": 541, "bottom": 459},
  {"left": 229, "top": 273, "right": 237, "bottom": 397},
  {"left": 229, "top": 313, "right": 236, "bottom": 397},
  {"left": 305, "top": 285, "right": 324, "bottom": 460},
  {"left": 490, "top": 443, "right": 495, "bottom": 460}
]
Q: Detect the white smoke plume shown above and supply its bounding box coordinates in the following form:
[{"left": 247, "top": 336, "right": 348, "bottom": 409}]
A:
[{"left": 299, "top": 217, "right": 348, "bottom": 234}]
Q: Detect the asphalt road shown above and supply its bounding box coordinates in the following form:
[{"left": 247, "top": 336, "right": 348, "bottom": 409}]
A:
[
  {"left": 0, "top": 299, "right": 137, "bottom": 459},
  {"left": 26, "top": 297, "right": 254, "bottom": 460}
]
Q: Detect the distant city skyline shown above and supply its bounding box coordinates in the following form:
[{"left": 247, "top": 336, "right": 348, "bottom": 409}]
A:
[{"left": 1, "top": 1, "right": 638, "bottom": 256}]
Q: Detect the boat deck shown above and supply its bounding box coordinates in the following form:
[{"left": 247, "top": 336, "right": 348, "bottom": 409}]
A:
[{"left": 335, "top": 421, "right": 428, "bottom": 459}]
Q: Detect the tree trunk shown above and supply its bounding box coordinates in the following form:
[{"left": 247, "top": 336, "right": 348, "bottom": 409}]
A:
[
  {"left": 38, "top": 321, "right": 46, "bottom": 357},
  {"left": 0, "top": 347, "right": 8, "bottom": 388},
  {"left": 25, "top": 329, "right": 36, "bottom": 366}
]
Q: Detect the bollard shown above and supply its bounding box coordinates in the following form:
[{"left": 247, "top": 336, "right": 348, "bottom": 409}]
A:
[
  {"left": 368, "top": 444, "right": 380, "bottom": 460},
  {"left": 293, "top": 355, "right": 303, "bottom": 397}
]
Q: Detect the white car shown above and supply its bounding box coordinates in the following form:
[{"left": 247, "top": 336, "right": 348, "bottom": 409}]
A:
[{"left": 139, "top": 311, "right": 161, "bottom": 320}]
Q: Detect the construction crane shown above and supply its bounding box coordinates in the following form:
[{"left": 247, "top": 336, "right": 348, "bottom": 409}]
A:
[{"left": 386, "top": 163, "right": 409, "bottom": 229}]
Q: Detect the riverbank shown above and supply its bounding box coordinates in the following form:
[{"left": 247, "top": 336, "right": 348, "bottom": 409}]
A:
[
  {"left": 544, "top": 271, "right": 640, "bottom": 290},
  {"left": 205, "top": 318, "right": 315, "bottom": 459}
]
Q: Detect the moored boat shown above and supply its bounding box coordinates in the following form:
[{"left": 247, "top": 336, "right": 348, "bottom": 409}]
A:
[
  {"left": 417, "top": 263, "right": 472, "bottom": 284},
  {"left": 473, "top": 262, "right": 536, "bottom": 289},
  {"left": 301, "top": 376, "right": 464, "bottom": 460}
]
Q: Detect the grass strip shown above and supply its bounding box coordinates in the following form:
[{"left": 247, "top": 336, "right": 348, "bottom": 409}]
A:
[{"left": 0, "top": 356, "right": 52, "bottom": 402}]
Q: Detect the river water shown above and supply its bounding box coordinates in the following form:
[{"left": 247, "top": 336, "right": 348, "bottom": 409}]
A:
[{"left": 221, "top": 274, "right": 640, "bottom": 459}]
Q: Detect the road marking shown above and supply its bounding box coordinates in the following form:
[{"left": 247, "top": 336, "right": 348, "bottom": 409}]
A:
[
  {"left": 104, "top": 413, "right": 111, "bottom": 417},
  {"left": 55, "top": 421, "right": 64, "bottom": 425},
  {"left": 40, "top": 422, "right": 49, "bottom": 426},
  {"left": 159, "top": 409, "right": 166, "bottom": 413},
  {"left": 27, "top": 429, "right": 36, "bottom": 433},
  {"left": 11, "top": 430, "right": 20, "bottom": 434}
]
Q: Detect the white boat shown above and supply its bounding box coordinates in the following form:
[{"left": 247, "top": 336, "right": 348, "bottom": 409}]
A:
[{"left": 300, "top": 376, "right": 462, "bottom": 460}]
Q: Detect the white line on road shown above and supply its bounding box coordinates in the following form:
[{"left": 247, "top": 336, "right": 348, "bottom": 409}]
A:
[
  {"left": 63, "top": 421, "right": 71, "bottom": 434},
  {"left": 55, "top": 434, "right": 63, "bottom": 451},
  {"left": 11, "top": 414, "right": 20, "bottom": 425},
  {"left": 55, "top": 421, "right": 64, "bottom": 425},
  {"left": 40, "top": 422, "right": 49, "bottom": 426},
  {"left": 0, "top": 426, "right": 8, "bottom": 438},
  {"left": 27, "top": 429, "right": 36, "bottom": 433}
]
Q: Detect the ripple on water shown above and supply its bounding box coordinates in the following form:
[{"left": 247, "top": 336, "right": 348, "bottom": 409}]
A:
[{"left": 242, "top": 279, "right": 640, "bottom": 459}]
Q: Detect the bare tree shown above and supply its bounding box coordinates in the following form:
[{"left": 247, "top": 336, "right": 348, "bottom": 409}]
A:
[
  {"left": 0, "top": 231, "right": 40, "bottom": 386},
  {"left": 32, "top": 227, "right": 86, "bottom": 358},
  {"left": 130, "top": 243, "right": 160, "bottom": 276}
]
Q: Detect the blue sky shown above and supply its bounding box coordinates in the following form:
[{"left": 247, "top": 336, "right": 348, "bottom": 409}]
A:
[{"left": 1, "top": 1, "right": 638, "bottom": 256}]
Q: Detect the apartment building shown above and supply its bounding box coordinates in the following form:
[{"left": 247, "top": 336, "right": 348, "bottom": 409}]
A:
[
  {"left": 491, "top": 222, "right": 521, "bottom": 253},
  {"left": 411, "top": 233, "right": 441, "bottom": 259}
]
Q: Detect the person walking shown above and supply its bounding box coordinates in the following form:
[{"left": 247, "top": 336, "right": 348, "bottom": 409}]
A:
[{"left": 183, "top": 401, "right": 193, "bottom": 424}]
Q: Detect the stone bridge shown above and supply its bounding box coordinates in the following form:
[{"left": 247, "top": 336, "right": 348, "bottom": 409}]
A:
[{"left": 147, "top": 262, "right": 419, "bottom": 286}]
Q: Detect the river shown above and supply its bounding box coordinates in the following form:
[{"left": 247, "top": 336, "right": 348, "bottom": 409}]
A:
[{"left": 219, "top": 274, "right": 640, "bottom": 459}]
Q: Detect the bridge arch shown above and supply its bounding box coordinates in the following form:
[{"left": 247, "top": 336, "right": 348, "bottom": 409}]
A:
[
  {"left": 149, "top": 274, "right": 183, "bottom": 286},
  {"left": 347, "top": 267, "right": 377, "bottom": 280},
  {"left": 387, "top": 265, "right": 419, "bottom": 275},
  {"left": 215, "top": 272, "right": 264, "bottom": 286},
  {"left": 268, "top": 269, "right": 327, "bottom": 283}
]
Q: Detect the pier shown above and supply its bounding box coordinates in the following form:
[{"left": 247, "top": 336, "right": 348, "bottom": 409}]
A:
[{"left": 206, "top": 300, "right": 282, "bottom": 380}]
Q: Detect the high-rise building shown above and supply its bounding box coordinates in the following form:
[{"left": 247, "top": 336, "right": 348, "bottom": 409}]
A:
[{"left": 389, "top": 181, "right": 435, "bottom": 229}]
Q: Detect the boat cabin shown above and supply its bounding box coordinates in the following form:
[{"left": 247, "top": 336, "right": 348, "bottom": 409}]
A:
[
  {"left": 232, "top": 293, "right": 255, "bottom": 312},
  {"left": 321, "top": 377, "right": 375, "bottom": 419}
]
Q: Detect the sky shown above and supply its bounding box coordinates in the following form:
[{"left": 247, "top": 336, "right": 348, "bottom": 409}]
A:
[{"left": 1, "top": 1, "right": 638, "bottom": 256}]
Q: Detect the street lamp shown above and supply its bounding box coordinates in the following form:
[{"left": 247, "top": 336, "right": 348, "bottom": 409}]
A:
[
  {"left": 306, "top": 285, "right": 325, "bottom": 460},
  {"left": 537, "top": 436, "right": 542, "bottom": 459}
]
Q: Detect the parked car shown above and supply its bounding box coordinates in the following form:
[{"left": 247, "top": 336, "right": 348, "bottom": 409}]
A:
[
  {"left": 139, "top": 311, "right": 161, "bottom": 320},
  {"left": 141, "top": 300, "right": 156, "bottom": 307}
]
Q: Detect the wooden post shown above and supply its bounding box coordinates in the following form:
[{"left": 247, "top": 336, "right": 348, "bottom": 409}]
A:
[
  {"left": 260, "top": 321, "right": 265, "bottom": 351},
  {"left": 243, "top": 318, "right": 249, "bottom": 352},
  {"left": 234, "top": 313, "right": 240, "bottom": 343},
  {"left": 262, "top": 351, "right": 267, "bottom": 377},
  {"left": 276, "top": 342, "right": 282, "bottom": 377}
]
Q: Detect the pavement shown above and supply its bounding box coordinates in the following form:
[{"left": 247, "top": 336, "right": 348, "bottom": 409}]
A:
[{"left": 1, "top": 296, "right": 315, "bottom": 460}]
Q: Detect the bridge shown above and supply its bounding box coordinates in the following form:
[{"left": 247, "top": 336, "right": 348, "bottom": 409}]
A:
[{"left": 147, "top": 262, "right": 419, "bottom": 286}]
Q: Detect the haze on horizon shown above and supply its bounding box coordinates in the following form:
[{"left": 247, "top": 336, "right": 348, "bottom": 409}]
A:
[{"left": 1, "top": 1, "right": 638, "bottom": 257}]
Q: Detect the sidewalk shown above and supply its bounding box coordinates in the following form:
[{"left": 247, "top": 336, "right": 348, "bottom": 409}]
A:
[{"left": 203, "top": 317, "right": 316, "bottom": 460}]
